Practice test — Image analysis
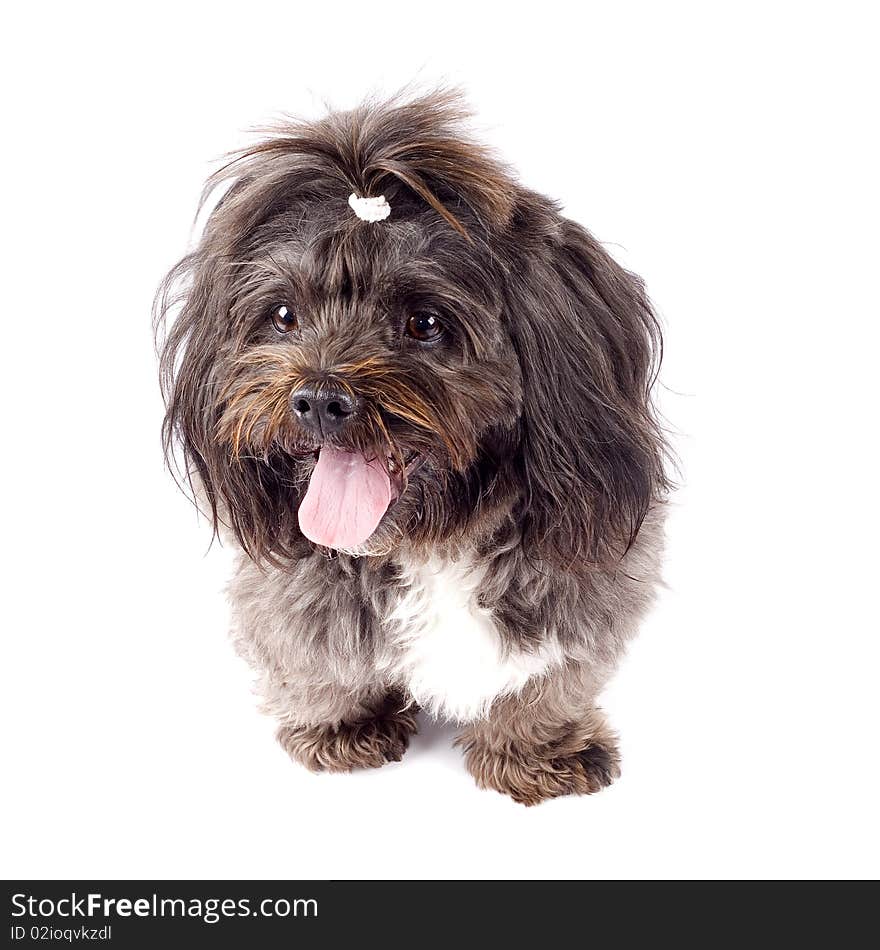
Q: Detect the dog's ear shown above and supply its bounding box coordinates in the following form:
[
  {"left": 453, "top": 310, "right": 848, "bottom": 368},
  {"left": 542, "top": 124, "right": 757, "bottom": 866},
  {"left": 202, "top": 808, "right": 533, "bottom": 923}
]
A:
[
  {"left": 502, "top": 203, "right": 668, "bottom": 568},
  {"left": 154, "top": 203, "right": 304, "bottom": 564}
]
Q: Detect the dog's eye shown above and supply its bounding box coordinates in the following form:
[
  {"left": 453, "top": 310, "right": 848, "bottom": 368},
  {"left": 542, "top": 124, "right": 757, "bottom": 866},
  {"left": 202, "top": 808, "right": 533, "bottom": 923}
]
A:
[
  {"left": 270, "top": 305, "right": 297, "bottom": 333},
  {"left": 406, "top": 312, "right": 442, "bottom": 342}
]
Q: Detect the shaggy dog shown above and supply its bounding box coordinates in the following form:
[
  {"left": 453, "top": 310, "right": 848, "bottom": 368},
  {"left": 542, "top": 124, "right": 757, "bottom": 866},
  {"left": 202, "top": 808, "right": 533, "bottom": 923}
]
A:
[{"left": 156, "top": 91, "right": 669, "bottom": 805}]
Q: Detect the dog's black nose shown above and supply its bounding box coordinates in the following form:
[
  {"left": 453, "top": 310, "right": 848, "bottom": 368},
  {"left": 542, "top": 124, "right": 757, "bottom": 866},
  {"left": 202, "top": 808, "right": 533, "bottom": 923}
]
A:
[{"left": 291, "top": 385, "right": 356, "bottom": 436}]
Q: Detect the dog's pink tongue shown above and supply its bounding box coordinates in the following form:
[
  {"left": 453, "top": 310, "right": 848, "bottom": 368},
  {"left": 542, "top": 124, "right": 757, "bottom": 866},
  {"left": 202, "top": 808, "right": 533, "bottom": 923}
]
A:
[{"left": 298, "top": 447, "right": 392, "bottom": 550}]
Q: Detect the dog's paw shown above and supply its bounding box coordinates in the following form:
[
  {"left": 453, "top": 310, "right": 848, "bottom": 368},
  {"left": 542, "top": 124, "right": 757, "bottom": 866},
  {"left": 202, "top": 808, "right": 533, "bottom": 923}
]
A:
[
  {"left": 277, "top": 700, "right": 418, "bottom": 773},
  {"left": 460, "top": 736, "right": 621, "bottom": 806}
]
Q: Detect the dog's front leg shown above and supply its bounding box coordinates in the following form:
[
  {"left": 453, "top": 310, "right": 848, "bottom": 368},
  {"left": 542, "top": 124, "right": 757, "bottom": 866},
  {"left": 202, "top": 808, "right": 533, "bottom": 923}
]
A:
[
  {"left": 230, "top": 557, "right": 418, "bottom": 773},
  {"left": 455, "top": 664, "right": 620, "bottom": 806},
  {"left": 275, "top": 685, "right": 418, "bottom": 773}
]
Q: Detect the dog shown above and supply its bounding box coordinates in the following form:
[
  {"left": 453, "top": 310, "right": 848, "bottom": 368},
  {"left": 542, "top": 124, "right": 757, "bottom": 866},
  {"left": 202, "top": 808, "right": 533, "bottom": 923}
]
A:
[{"left": 156, "top": 90, "right": 669, "bottom": 805}]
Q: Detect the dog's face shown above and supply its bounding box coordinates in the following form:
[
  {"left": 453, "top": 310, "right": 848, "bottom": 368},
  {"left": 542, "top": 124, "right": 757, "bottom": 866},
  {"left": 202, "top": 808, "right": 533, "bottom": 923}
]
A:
[
  {"left": 215, "top": 217, "right": 523, "bottom": 556},
  {"left": 158, "top": 92, "right": 667, "bottom": 567}
]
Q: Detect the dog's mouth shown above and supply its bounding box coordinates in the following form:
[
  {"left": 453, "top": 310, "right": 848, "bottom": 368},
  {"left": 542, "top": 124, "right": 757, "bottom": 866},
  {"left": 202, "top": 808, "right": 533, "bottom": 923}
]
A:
[{"left": 297, "top": 445, "right": 423, "bottom": 550}]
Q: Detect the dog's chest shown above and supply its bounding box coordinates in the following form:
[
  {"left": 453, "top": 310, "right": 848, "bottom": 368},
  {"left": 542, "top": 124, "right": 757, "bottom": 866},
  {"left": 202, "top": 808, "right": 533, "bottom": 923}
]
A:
[{"left": 378, "top": 556, "right": 556, "bottom": 722}]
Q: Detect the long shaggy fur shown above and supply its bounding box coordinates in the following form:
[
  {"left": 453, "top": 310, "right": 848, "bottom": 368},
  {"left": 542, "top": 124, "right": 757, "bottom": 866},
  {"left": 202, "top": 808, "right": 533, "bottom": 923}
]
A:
[{"left": 156, "top": 89, "right": 669, "bottom": 804}]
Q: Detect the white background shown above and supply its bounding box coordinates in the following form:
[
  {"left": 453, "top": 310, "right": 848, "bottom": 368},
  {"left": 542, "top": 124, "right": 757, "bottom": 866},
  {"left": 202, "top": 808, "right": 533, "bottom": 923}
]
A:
[{"left": 2, "top": 1, "right": 878, "bottom": 880}]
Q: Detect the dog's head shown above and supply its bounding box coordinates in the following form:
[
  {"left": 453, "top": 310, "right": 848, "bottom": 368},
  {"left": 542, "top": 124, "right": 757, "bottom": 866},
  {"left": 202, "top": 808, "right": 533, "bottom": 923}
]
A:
[{"left": 157, "top": 91, "right": 668, "bottom": 568}]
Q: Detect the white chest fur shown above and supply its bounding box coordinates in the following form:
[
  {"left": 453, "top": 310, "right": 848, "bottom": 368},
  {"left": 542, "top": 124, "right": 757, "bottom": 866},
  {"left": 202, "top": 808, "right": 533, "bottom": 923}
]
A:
[{"left": 378, "top": 556, "right": 561, "bottom": 722}]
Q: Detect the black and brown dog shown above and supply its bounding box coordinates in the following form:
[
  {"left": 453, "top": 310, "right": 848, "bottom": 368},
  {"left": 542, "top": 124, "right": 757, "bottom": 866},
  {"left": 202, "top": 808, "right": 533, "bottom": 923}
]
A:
[{"left": 156, "top": 90, "right": 669, "bottom": 805}]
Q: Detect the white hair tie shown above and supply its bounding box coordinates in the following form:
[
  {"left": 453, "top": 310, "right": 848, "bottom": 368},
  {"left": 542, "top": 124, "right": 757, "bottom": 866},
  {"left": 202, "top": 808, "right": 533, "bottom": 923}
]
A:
[{"left": 348, "top": 192, "right": 391, "bottom": 223}]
